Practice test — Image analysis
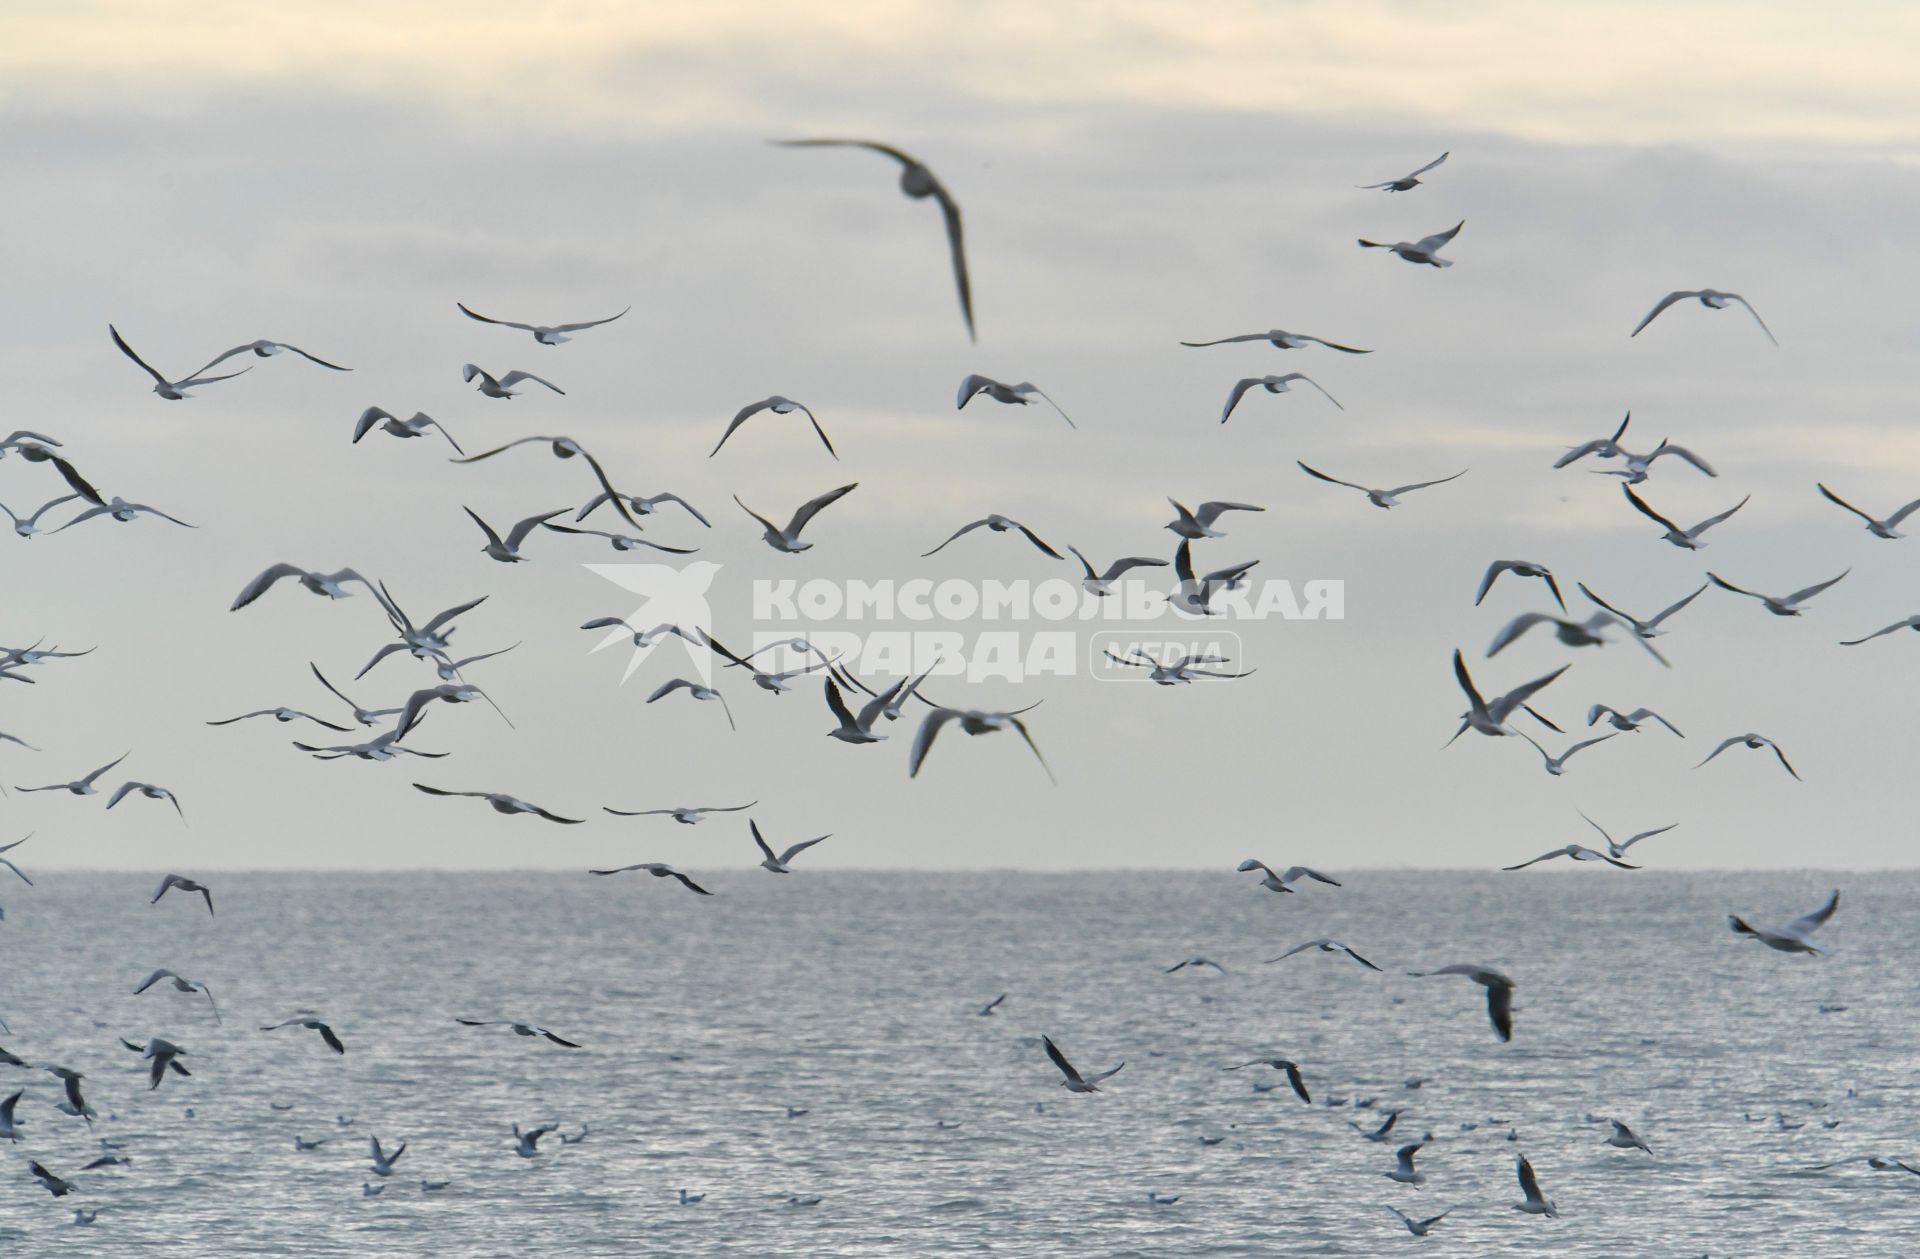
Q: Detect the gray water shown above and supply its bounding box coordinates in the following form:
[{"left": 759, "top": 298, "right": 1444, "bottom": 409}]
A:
[{"left": 0, "top": 871, "right": 1911, "bottom": 1256}]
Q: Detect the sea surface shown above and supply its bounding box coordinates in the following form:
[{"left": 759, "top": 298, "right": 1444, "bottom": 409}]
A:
[{"left": 0, "top": 871, "right": 1912, "bottom": 1256}]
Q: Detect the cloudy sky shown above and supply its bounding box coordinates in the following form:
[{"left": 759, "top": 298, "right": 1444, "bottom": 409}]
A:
[{"left": 4, "top": 2, "right": 1917, "bottom": 871}]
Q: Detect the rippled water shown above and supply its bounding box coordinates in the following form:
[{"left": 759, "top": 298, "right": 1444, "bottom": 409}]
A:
[{"left": 0, "top": 871, "right": 1911, "bottom": 1255}]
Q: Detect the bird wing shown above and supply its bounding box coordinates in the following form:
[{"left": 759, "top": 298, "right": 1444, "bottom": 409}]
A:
[
  {"left": 462, "top": 507, "right": 506, "bottom": 550},
  {"left": 1486, "top": 983, "right": 1514, "bottom": 1040},
  {"left": 1649, "top": 443, "right": 1717, "bottom": 476},
  {"left": 1282, "top": 866, "right": 1340, "bottom": 886},
  {"left": 1690, "top": 495, "right": 1751, "bottom": 535},
  {"left": 908, "top": 708, "right": 962, "bottom": 778},
  {"left": 1485, "top": 613, "right": 1553, "bottom": 658},
  {"left": 1193, "top": 501, "right": 1263, "bottom": 526},
  {"left": 749, "top": 820, "right": 777, "bottom": 863},
  {"left": 1296, "top": 461, "right": 1370, "bottom": 494},
  {"left": 1769, "top": 742, "right": 1801, "bottom": 780},
  {"left": 1405, "top": 151, "right": 1449, "bottom": 179},
  {"left": 1006, "top": 716, "right": 1057, "bottom": 785},
  {"left": 1649, "top": 581, "right": 1711, "bottom": 626},
  {"left": 551, "top": 307, "right": 630, "bottom": 334},
  {"left": 646, "top": 679, "right": 694, "bottom": 703},
  {"left": 1297, "top": 333, "right": 1372, "bottom": 354},
  {"left": 787, "top": 483, "right": 858, "bottom": 537},
  {"left": 1784, "top": 569, "right": 1849, "bottom": 607},
  {"left": 1841, "top": 619, "right": 1916, "bottom": 646},
  {"left": 505, "top": 509, "right": 569, "bottom": 549},
  {"left": 498, "top": 371, "right": 565, "bottom": 394},
  {"left": 1041, "top": 1036, "right": 1083, "bottom": 1084},
  {"left": 1553, "top": 439, "right": 1617, "bottom": 468},
  {"left": 824, "top": 675, "right": 860, "bottom": 728},
  {"left": 1503, "top": 850, "right": 1560, "bottom": 871},
  {"left": 447, "top": 435, "right": 553, "bottom": 464},
  {"left": 778, "top": 835, "right": 830, "bottom": 864},
  {"left": 709, "top": 400, "right": 767, "bottom": 457},
  {"left": 420, "top": 595, "right": 488, "bottom": 636},
  {"left": 955, "top": 374, "right": 992, "bottom": 410},
  {"left": 229, "top": 563, "right": 312, "bottom": 611},
  {"left": 456, "top": 303, "right": 539, "bottom": 333},
  {"left": 1474, "top": 561, "right": 1512, "bottom": 605},
  {"left": 1618, "top": 823, "right": 1678, "bottom": 851},
  {"left": 1516, "top": 1154, "right": 1544, "bottom": 1199},
  {"left": 922, "top": 518, "right": 991, "bottom": 556},
  {"left": 1706, "top": 572, "right": 1760, "bottom": 601},
  {"left": 1629, "top": 290, "right": 1698, "bottom": 337},
  {"left": 1630, "top": 710, "right": 1684, "bottom": 737},
  {"left": 1884, "top": 496, "right": 1920, "bottom": 528},
  {"left": 1178, "top": 333, "right": 1263, "bottom": 347},
  {"left": 1410, "top": 220, "right": 1464, "bottom": 253},
  {"left": 1695, "top": 736, "right": 1743, "bottom": 767},
  {"left": 1387, "top": 470, "right": 1467, "bottom": 497},
  {"left": 1285, "top": 373, "right": 1344, "bottom": 410},
  {"left": 1451, "top": 649, "right": 1488, "bottom": 715},
  {"left": 1561, "top": 734, "right": 1617, "bottom": 761},
  {"left": 108, "top": 324, "right": 168, "bottom": 384},
  {"left": 933, "top": 185, "right": 975, "bottom": 342},
  {"left": 1621, "top": 484, "right": 1682, "bottom": 533},
  {"left": 1012, "top": 523, "right": 1063, "bottom": 559},
  {"left": 669, "top": 869, "right": 714, "bottom": 895},
  {"left": 1219, "top": 378, "right": 1260, "bottom": 424},
  {"left": 1726, "top": 294, "right": 1778, "bottom": 345},
  {"left": 353, "top": 406, "right": 392, "bottom": 443}
]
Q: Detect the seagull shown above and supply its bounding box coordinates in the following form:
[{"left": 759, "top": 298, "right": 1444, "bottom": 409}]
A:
[
  {"left": 513, "top": 1123, "right": 561, "bottom": 1157},
  {"left": 540, "top": 523, "right": 698, "bottom": 554},
  {"left": 106, "top": 781, "right": 186, "bottom": 822},
  {"left": 1169, "top": 539, "right": 1258, "bottom": 616},
  {"left": 1513, "top": 1155, "right": 1558, "bottom": 1216},
  {"left": 711, "top": 396, "right": 837, "bottom": 459},
  {"left": 1236, "top": 860, "right": 1341, "bottom": 894},
  {"left": 230, "top": 564, "right": 377, "bottom": 612},
  {"left": 1147, "top": 1192, "right": 1181, "bottom": 1206},
  {"left": 261, "top": 1016, "right": 345, "bottom": 1054},
  {"left": 1486, "top": 610, "right": 1663, "bottom": 664},
  {"left": 736, "top": 483, "right": 858, "bottom": 554},
  {"left": 51, "top": 494, "right": 194, "bottom": 533},
  {"left": 134, "top": 969, "right": 220, "bottom": 1023},
  {"left": 1385, "top": 1141, "right": 1427, "bottom": 1186},
  {"left": 0, "top": 836, "right": 32, "bottom": 885},
  {"left": 463, "top": 506, "right": 569, "bottom": 563},
  {"left": 1841, "top": 615, "right": 1920, "bottom": 646},
  {"left": 1103, "top": 646, "right": 1253, "bottom": 684},
  {"left": 923, "top": 514, "right": 1063, "bottom": 559},
  {"left": 1503, "top": 844, "right": 1638, "bottom": 871},
  {"left": 421, "top": 1179, "right": 449, "bottom": 1192},
  {"left": 354, "top": 585, "right": 487, "bottom": 678},
  {"left": 1219, "top": 373, "right": 1343, "bottom": 422},
  {"left": 559, "top": 1125, "right": 589, "bottom": 1145},
  {"left": 1297, "top": 461, "right": 1464, "bottom": 508},
  {"left": 72, "top": 1209, "right": 99, "bottom": 1225},
  {"left": 2, "top": 439, "right": 103, "bottom": 504},
  {"left": 141, "top": 1038, "right": 189, "bottom": 1090},
  {"left": 369, "top": 1137, "right": 407, "bottom": 1177},
  {"left": 1359, "top": 151, "right": 1448, "bottom": 191},
  {"left": 1042, "top": 1035, "right": 1123, "bottom": 1093},
  {"left": 587, "top": 862, "right": 714, "bottom": 895},
  {"left": 1556, "top": 422, "right": 1717, "bottom": 482},
  {"left": 1449, "top": 650, "right": 1569, "bottom": 741},
  {"left": 390, "top": 682, "right": 508, "bottom": 739},
  {"left": 1165, "top": 957, "right": 1228, "bottom": 975},
  {"left": 1409, "top": 964, "right": 1516, "bottom": 1041},
  {"left": 1223, "top": 1058, "right": 1310, "bottom": 1103},
  {"left": 581, "top": 618, "right": 703, "bottom": 655},
  {"left": 1165, "top": 499, "right": 1264, "bottom": 539},
  {"left": 1266, "top": 939, "right": 1383, "bottom": 971},
  {"left": 1476, "top": 561, "right": 1565, "bottom": 612},
  {"left": 1730, "top": 889, "right": 1839, "bottom": 955},
  {"left": 1067, "top": 547, "right": 1167, "bottom": 596},
  {"left": 909, "top": 703, "right": 1053, "bottom": 783},
  {"left": 1816, "top": 483, "right": 1920, "bottom": 539},
  {"left": 1352, "top": 1110, "right": 1401, "bottom": 1142},
  {"left": 1809, "top": 1155, "right": 1920, "bottom": 1174},
  {"left": 678, "top": 1189, "right": 705, "bottom": 1204},
  {"left": 28, "top": 1160, "right": 77, "bottom": 1196},
  {"left": 150, "top": 874, "right": 214, "bottom": 916},
  {"left": 1577, "top": 811, "right": 1678, "bottom": 859},
  {"left": 1631, "top": 289, "right": 1776, "bottom": 344},
  {"left": 456, "top": 302, "right": 628, "bottom": 346},
  {"left": 80, "top": 1155, "right": 129, "bottom": 1171},
  {"left": 1576, "top": 580, "right": 1709, "bottom": 644},
  {"left": 1708, "top": 569, "right": 1849, "bottom": 617},
  {"left": 0, "top": 1089, "right": 22, "bottom": 1141},
  {"left": 702, "top": 632, "right": 837, "bottom": 694},
  {"left": 1606, "top": 1119, "right": 1653, "bottom": 1154},
  {"left": 1587, "top": 705, "right": 1683, "bottom": 736},
  {"left": 456, "top": 1019, "right": 582, "bottom": 1048},
  {"left": 774, "top": 140, "right": 975, "bottom": 339},
  {"left": 198, "top": 339, "right": 349, "bottom": 372},
  {"left": 45, "top": 1067, "right": 94, "bottom": 1126},
  {"left": 575, "top": 489, "right": 710, "bottom": 527},
  {"left": 309, "top": 667, "right": 402, "bottom": 730},
  {"left": 1515, "top": 730, "right": 1618, "bottom": 776},
  {"left": 293, "top": 727, "right": 446, "bottom": 762},
  {"left": 1383, "top": 1205, "right": 1453, "bottom": 1237},
  {"left": 363, "top": 1182, "right": 385, "bottom": 1197},
  {"left": 353, "top": 407, "right": 463, "bottom": 454},
  {"left": 978, "top": 994, "right": 1007, "bottom": 1016},
  {"left": 604, "top": 801, "right": 756, "bottom": 825},
  {"left": 450, "top": 437, "right": 643, "bottom": 529},
  {"left": 1356, "top": 220, "right": 1463, "bottom": 266},
  {"left": 461, "top": 363, "right": 563, "bottom": 399},
  {"left": 646, "top": 679, "right": 735, "bottom": 730},
  {"left": 1623, "top": 485, "right": 1748, "bottom": 549},
  {"left": 411, "top": 784, "right": 582, "bottom": 824},
  {"left": 109, "top": 325, "right": 251, "bottom": 399},
  {"left": 823, "top": 673, "right": 918, "bottom": 743},
  {"left": 1697, "top": 733, "right": 1799, "bottom": 781},
  {"left": 750, "top": 821, "right": 830, "bottom": 874},
  {"left": 17, "top": 752, "right": 127, "bottom": 796},
  {"left": 952, "top": 374, "right": 1075, "bottom": 427},
  {"left": 1, "top": 494, "right": 82, "bottom": 539},
  {"left": 1180, "top": 328, "right": 1371, "bottom": 353}
]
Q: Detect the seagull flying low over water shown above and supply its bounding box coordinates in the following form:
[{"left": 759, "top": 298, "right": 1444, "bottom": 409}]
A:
[
  {"left": 1068, "top": 547, "right": 1168, "bottom": 596},
  {"left": 1515, "top": 730, "right": 1618, "bottom": 776},
  {"left": 923, "top": 514, "right": 1063, "bottom": 559},
  {"left": 1353, "top": 1110, "right": 1401, "bottom": 1142},
  {"left": 1587, "top": 705, "right": 1683, "bottom": 736},
  {"left": 1476, "top": 560, "right": 1565, "bottom": 611},
  {"left": 1236, "top": 860, "right": 1341, "bottom": 894},
  {"left": 1297, "top": 461, "right": 1465, "bottom": 508},
  {"left": 1223, "top": 1058, "right": 1310, "bottom": 1102},
  {"left": 735, "top": 483, "right": 858, "bottom": 554},
  {"left": 1623, "top": 485, "right": 1748, "bottom": 549},
  {"left": 109, "top": 325, "right": 251, "bottom": 399},
  {"left": 1503, "top": 844, "right": 1638, "bottom": 871},
  {"left": 514, "top": 1123, "right": 561, "bottom": 1157},
  {"left": 1631, "top": 289, "right": 1776, "bottom": 344},
  {"left": 1181, "top": 328, "right": 1370, "bottom": 353},
  {"left": 1385, "top": 1141, "right": 1427, "bottom": 1186},
  {"left": 646, "top": 679, "right": 735, "bottom": 731},
  {"left": 977, "top": 994, "right": 1006, "bottom": 1017},
  {"left": 1816, "top": 483, "right": 1920, "bottom": 539},
  {"left": 134, "top": 969, "right": 220, "bottom": 1023},
  {"left": 142, "top": 1038, "right": 189, "bottom": 1089},
  {"left": 1267, "top": 939, "right": 1383, "bottom": 971},
  {"left": 261, "top": 1016, "right": 345, "bottom": 1054},
  {"left": 1165, "top": 957, "right": 1227, "bottom": 975},
  {"left": 0, "top": 1090, "right": 25, "bottom": 1140},
  {"left": 1606, "top": 1119, "right": 1654, "bottom": 1153},
  {"left": 1358, "top": 151, "right": 1448, "bottom": 191},
  {"left": 29, "top": 1160, "right": 77, "bottom": 1196},
  {"left": 1356, "top": 220, "right": 1463, "bottom": 266},
  {"left": 774, "top": 140, "right": 975, "bottom": 340},
  {"left": 1578, "top": 811, "right": 1678, "bottom": 859},
  {"left": 588, "top": 862, "right": 714, "bottom": 894},
  {"left": 1513, "top": 1154, "right": 1559, "bottom": 1216},
  {"left": 1730, "top": 889, "right": 1839, "bottom": 955},
  {"left": 354, "top": 406, "right": 463, "bottom": 454},
  {"left": 604, "top": 801, "right": 756, "bottom": 824},
  {"left": 151, "top": 874, "right": 214, "bottom": 916},
  {"left": 1409, "top": 964, "right": 1516, "bottom": 1041},
  {"left": 0, "top": 836, "right": 34, "bottom": 885},
  {"left": 1707, "top": 570, "right": 1849, "bottom": 617},
  {"left": 955, "top": 374, "right": 1074, "bottom": 427},
  {"left": 1042, "top": 1035, "right": 1123, "bottom": 1093},
  {"left": 1383, "top": 1205, "right": 1454, "bottom": 1237},
  {"left": 457, "top": 302, "right": 628, "bottom": 346},
  {"left": 1697, "top": 733, "right": 1800, "bottom": 781},
  {"left": 412, "top": 784, "right": 582, "bottom": 824},
  {"left": 106, "top": 781, "right": 185, "bottom": 822},
  {"left": 1165, "top": 499, "right": 1263, "bottom": 539},
  {"left": 369, "top": 1137, "right": 407, "bottom": 1177},
  {"left": 751, "top": 820, "right": 829, "bottom": 873},
  {"left": 711, "top": 396, "right": 837, "bottom": 459},
  {"left": 456, "top": 1019, "right": 582, "bottom": 1048},
  {"left": 910, "top": 702, "right": 1053, "bottom": 783},
  {"left": 462, "top": 363, "right": 563, "bottom": 399},
  {"left": 1220, "top": 373, "right": 1343, "bottom": 421}
]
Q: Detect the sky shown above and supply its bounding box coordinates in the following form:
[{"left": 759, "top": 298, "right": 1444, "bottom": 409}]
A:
[{"left": 3, "top": 1, "right": 1918, "bottom": 871}]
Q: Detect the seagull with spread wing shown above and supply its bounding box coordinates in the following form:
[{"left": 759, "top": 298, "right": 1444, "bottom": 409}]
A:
[
  {"left": 1630, "top": 288, "right": 1776, "bottom": 344},
  {"left": 457, "top": 301, "right": 628, "bottom": 345}
]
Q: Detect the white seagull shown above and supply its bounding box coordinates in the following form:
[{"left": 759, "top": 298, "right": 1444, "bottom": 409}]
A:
[
  {"left": 1358, "top": 151, "right": 1448, "bottom": 191},
  {"left": 1220, "top": 373, "right": 1343, "bottom": 422},
  {"left": 1486, "top": 611, "right": 1662, "bottom": 665},
  {"left": 1503, "top": 843, "right": 1637, "bottom": 871},
  {"left": 1236, "top": 860, "right": 1341, "bottom": 894},
  {"left": 51, "top": 497, "right": 194, "bottom": 533},
  {"left": 1042, "top": 1035, "right": 1123, "bottom": 1093},
  {"left": 646, "top": 679, "right": 735, "bottom": 730},
  {"left": 1587, "top": 705, "right": 1683, "bottom": 736},
  {"left": 1068, "top": 547, "right": 1168, "bottom": 596},
  {"left": 1707, "top": 569, "right": 1849, "bottom": 617},
  {"left": 463, "top": 506, "right": 568, "bottom": 563},
  {"left": 1181, "top": 328, "right": 1370, "bottom": 353},
  {"left": 141, "top": 1038, "right": 189, "bottom": 1090},
  {"left": 230, "top": 564, "right": 376, "bottom": 612},
  {"left": 1606, "top": 1119, "right": 1653, "bottom": 1154},
  {"left": 109, "top": 325, "right": 251, "bottom": 399},
  {"left": 1297, "top": 460, "right": 1464, "bottom": 509},
  {"left": 451, "top": 437, "right": 644, "bottom": 529},
  {"left": 1266, "top": 938, "right": 1383, "bottom": 971},
  {"left": 1169, "top": 539, "right": 1258, "bottom": 616},
  {"left": 1383, "top": 1205, "right": 1454, "bottom": 1236},
  {"left": 1476, "top": 560, "right": 1565, "bottom": 612},
  {"left": 198, "top": 339, "right": 350, "bottom": 372},
  {"left": 1513, "top": 1154, "right": 1558, "bottom": 1216},
  {"left": 909, "top": 703, "right": 1053, "bottom": 783},
  {"left": 1223, "top": 1058, "right": 1310, "bottom": 1102},
  {"left": 1576, "top": 580, "right": 1710, "bottom": 643},
  {"left": 1816, "top": 483, "right": 1920, "bottom": 539},
  {"left": 1449, "top": 650, "right": 1569, "bottom": 741},
  {"left": 923, "top": 514, "right": 1063, "bottom": 559},
  {"left": 1623, "top": 485, "right": 1748, "bottom": 549},
  {"left": 1409, "top": 963, "right": 1516, "bottom": 1041},
  {"left": 604, "top": 801, "right": 756, "bottom": 824},
  {"left": 587, "top": 862, "right": 714, "bottom": 895},
  {"left": 575, "top": 488, "right": 710, "bottom": 527},
  {"left": 955, "top": 374, "right": 1074, "bottom": 427},
  {"left": 1630, "top": 289, "right": 1776, "bottom": 344},
  {"left": 261, "top": 1016, "right": 346, "bottom": 1054},
  {"left": 1, "top": 494, "right": 82, "bottom": 539},
  {"left": 456, "top": 302, "right": 628, "bottom": 345},
  {"left": 150, "top": 874, "right": 214, "bottom": 916},
  {"left": 1385, "top": 1141, "right": 1427, "bottom": 1186},
  {"left": 412, "top": 784, "right": 582, "bottom": 824},
  {"left": 513, "top": 1123, "right": 561, "bottom": 1157},
  {"left": 353, "top": 406, "right": 463, "bottom": 454},
  {"left": 735, "top": 483, "right": 858, "bottom": 554},
  {"left": 17, "top": 752, "right": 127, "bottom": 796},
  {"left": 710, "top": 396, "right": 837, "bottom": 459},
  {"left": 1165, "top": 499, "right": 1263, "bottom": 539},
  {"left": 1697, "top": 733, "right": 1799, "bottom": 781},
  {"left": 1577, "top": 811, "right": 1678, "bottom": 859},
  {"left": 456, "top": 1019, "right": 582, "bottom": 1048},
  {"left": 461, "top": 364, "right": 563, "bottom": 399},
  {"left": 540, "top": 523, "right": 696, "bottom": 554},
  {"left": 368, "top": 1137, "right": 407, "bottom": 1176},
  {"left": 134, "top": 969, "right": 219, "bottom": 1023},
  {"left": 1841, "top": 615, "right": 1920, "bottom": 646},
  {"left": 1729, "top": 889, "right": 1839, "bottom": 955},
  {"left": 106, "top": 781, "right": 185, "bottom": 822},
  {"left": 751, "top": 820, "right": 830, "bottom": 873},
  {"left": 1356, "top": 220, "right": 1463, "bottom": 266},
  {"left": 1515, "top": 730, "right": 1618, "bottom": 776}
]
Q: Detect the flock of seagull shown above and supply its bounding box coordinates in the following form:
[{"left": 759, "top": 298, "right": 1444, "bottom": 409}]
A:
[{"left": 0, "top": 134, "right": 1894, "bottom": 1243}]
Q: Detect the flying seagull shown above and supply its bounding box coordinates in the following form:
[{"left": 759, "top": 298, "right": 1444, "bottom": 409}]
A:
[
  {"left": 17, "top": 752, "right": 127, "bottom": 796},
  {"left": 1515, "top": 730, "right": 1618, "bottom": 776},
  {"left": 198, "top": 339, "right": 349, "bottom": 372},
  {"left": 1513, "top": 1154, "right": 1558, "bottom": 1216},
  {"left": 1356, "top": 220, "right": 1463, "bottom": 266},
  {"left": 1486, "top": 610, "right": 1662, "bottom": 665},
  {"left": 1587, "top": 705, "right": 1683, "bottom": 736},
  {"left": 1576, "top": 580, "right": 1709, "bottom": 643},
  {"left": 310, "top": 664, "right": 402, "bottom": 728},
  {"left": 540, "top": 523, "right": 697, "bottom": 554},
  {"left": 977, "top": 994, "right": 1006, "bottom": 1017},
  {"left": 1841, "top": 615, "right": 1920, "bottom": 646},
  {"left": 106, "top": 781, "right": 186, "bottom": 822},
  {"left": 1697, "top": 733, "right": 1799, "bottom": 780},
  {"left": 1165, "top": 957, "right": 1228, "bottom": 976},
  {"left": 353, "top": 407, "right": 463, "bottom": 454},
  {"left": 368, "top": 1137, "right": 407, "bottom": 1177},
  {"left": 1449, "top": 649, "right": 1568, "bottom": 741},
  {"left": 463, "top": 506, "right": 568, "bottom": 564},
  {"left": 513, "top": 1123, "right": 561, "bottom": 1157},
  {"left": 1730, "top": 889, "right": 1839, "bottom": 955},
  {"left": 109, "top": 325, "right": 251, "bottom": 399},
  {"left": 1606, "top": 1119, "right": 1653, "bottom": 1154},
  {"left": 293, "top": 727, "right": 446, "bottom": 762},
  {"left": 1816, "top": 483, "right": 1920, "bottom": 539},
  {"left": 1042, "top": 1035, "right": 1123, "bottom": 1093},
  {"left": 909, "top": 703, "right": 1053, "bottom": 783},
  {"left": 1220, "top": 374, "right": 1343, "bottom": 422},
  {"left": 710, "top": 396, "right": 837, "bottom": 459},
  {"left": 587, "top": 862, "right": 714, "bottom": 894},
  {"left": 2, "top": 439, "right": 103, "bottom": 504},
  {"left": 1385, "top": 1141, "right": 1427, "bottom": 1186},
  {"left": 461, "top": 364, "right": 563, "bottom": 399},
  {"left": 1383, "top": 1205, "right": 1454, "bottom": 1237},
  {"left": 1166, "top": 499, "right": 1263, "bottom": 540},
  {"left": 1169, "top": 539, "right": 1257, "bottom": 616},
  {"left": 1577, "top": 811, "right": 1677, "bottom": 859},
  {"left": 1409, "top": 963, "right": 1516, "bottom": 1041},
  {"left": 1266, "top": 939, "right": 1383, "bottom": 971},
  {"left": 736, "top": 483, "right": 858, "bottom": 554},
  {"left": 1181, "top": 328, "right": 1370, "bottom": 353},
  {"left": 230, "top": 564, "right": 376, "bottom": 612},
  {"left": 1630, "top": 289, "right": 1776, "bottom": 344},
  {"left": 0, "top": 836, "right": 32, "bottom": 885},
  {"left": 141, "top": 1038, "right": 189, "bottom": 1090},
  {"left": 456, "top": 302, "right": 629, "bottom": 345},
  {"left": 1476, "top": 560, "right": 1565, "bottom": 612},
  {"left": 455, "top": 1019, "right": 582, "bottom": 1048},
  {"left": 1623, "top": 485, "right": 1748, "bottom": 550},
  {"left": 955, "top": 375, "right": 1074, "bottom": 427},
  {"left": 1068, "top": 547, "right": 1167, "bottom": 596},
  {"left": 412, "top": 784, "right": 581, "bottom": 824},
  {"left": 261, "top": 1016, "right": 345, "bottom": 1054},
  {"left": 28, "top": 1160, "right": 77, "bottom": 1197},
  {"left": 150, "top": 874, "right": 214, "bottom": 916},
  {"left": 2, "top": 494, "right": 82, "bottom": 539},
  {"left": 752, "top": 820, "right": 830, "bottom": 873},
  {"left": 1707, "top": 569, "right": 1849, "bottom": 617},
  {"left": 923, "top": 514, "right": 1063, "bottom": 559},
  {"left": 450, "top": 437, "right": 643, "bottom": 530},
  {"left": 575, "top": 488, "right": 710, "bottom": 527},
  {"left": 604, "top": 801, "right": 757, "bottom": 824},
  {"left": 1236, "top": 860, "right": 1341, "bottom": 894},
  {"left": 133, "top": 970, "right": 218, "bottom": 1023},
  {"left": 646, "top": 679, "right": 735, "bottom": 730},
  {"left": 1225, "top": 1058, "right": 1310, "bottom": 1102},
  {"left": 1358, "top": 151, "right": 1448, "bottom": 191},
  {"left": 1297, "top": 461, "right": 1464, "bottom": 508},
  {"left": 1503, "top": 844, "right": 1638, "bottom": 871},
  {"left": 51, "top": 497, "right": 194, "bottom": 533},
  {"left": 774, "top": 139, "right": 975, "bottom": 339}
]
